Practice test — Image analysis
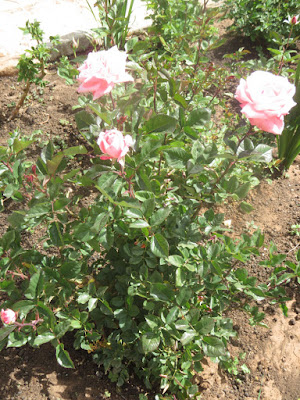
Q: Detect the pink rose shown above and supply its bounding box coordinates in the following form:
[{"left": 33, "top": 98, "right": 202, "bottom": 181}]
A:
[
  {"left": 97, "top": 129, "right": 133, "bottom": 167},
  {"left": 1, "top": 308, "right": 16, "bottom": 324},
  {"left": 235, "top": 71, "right": 296, "bottom": 135},
  {"left": 77, "top": 46, "right": 133, "bottom": 99}
]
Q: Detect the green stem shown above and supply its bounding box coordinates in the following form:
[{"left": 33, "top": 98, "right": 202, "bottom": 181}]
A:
[{"left": 278, "top": 25, "right": 293, "bottom": 75}]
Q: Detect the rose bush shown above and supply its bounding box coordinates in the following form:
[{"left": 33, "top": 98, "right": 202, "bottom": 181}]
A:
[
  {"left": 97, "top": 129, "right": 133, "bottom": 167},
  {"left": 235, "top": 71, "right": 296, "bottom": 135},
  {"left": 1, "top": 309, "right": 16, "bottom": 325},
  {"left": 77, "top": 46, "right": 133, "bottom": 99}
]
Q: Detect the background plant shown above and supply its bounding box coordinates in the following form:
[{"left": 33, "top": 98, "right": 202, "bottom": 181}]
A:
[
  {"left": 223, "top": 0, "right": 300, "bottom": 44},
  {"left": 277, "top": 58, "right": 300, "bottom": 170},
  {"left": 10, "top": 20, "right": 60, "bottom": 120},
  {"left": 86, "top": 0, "right": 135, "bottom": 50}
]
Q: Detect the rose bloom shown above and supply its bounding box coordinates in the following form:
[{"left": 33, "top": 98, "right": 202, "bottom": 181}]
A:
[
  {"left": 284, "top": 15, "right": 299, "bottom": 25},
  {"left": 235, "top": 71, "right": 296, "bottom": 135},
  {"left": 97, "top": 129, "right": 133, "bottom": 168},
  {"left": 1, "top": 308, "right": 16, "bottom": 324},
  {"left": 77, "top": 46, "right": 133, "bottom": 99}
]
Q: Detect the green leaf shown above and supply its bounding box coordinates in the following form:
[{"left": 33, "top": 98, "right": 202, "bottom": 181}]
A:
[
  {"left": 150, "top": 234, "right": 169, "bottom": 258},
  {"left": 75, "top": 110, "right": 96, "bottom": 130},
  {"left": 1, "top": 230, "right": 15, "bottom": 252},
  {"left": 33, "top": 332, "right": 56, "bottom": 346},
  {"left": 166, "top": 306, "right": 179, "bottom": 324},
  {"left": 226, "top": 176, "right": 239, "bottom": 193},
  {"left": 246, "top": 288, "right": 266, "bottom": 301},
  {"left": 63, "top": 145, "right": 88, "bottom": 156},
  {"left": 202, "top": 336, "right": 227, "bottom": 357},
  {"left": 250, "top": 144, "right": 273, "bottom": 162},
  {"left": 166, "top": 255, "right": 184, "bottom": 267},
  {"left": 180, "top": 331, "right": 196, "bottom": 345},
  {"left": 77, "top": 293, "right": 90, "bottom": 304},
  {"left": 195, "top": 317, "right": 215, "bottom": 335},
  {"left": 53, "top": 198, "right": 70, "bottom": 211},
  {"left": 88, "top": 298, "right": 98, "bottom": 312},
  {"left": 91, "top": 213, "right": 109, "bottom": 233},
  {"left": 145, "top": 114, "right": 177, "bottom": 134},
  {"left": 25, "top": 271, "right": 43, "bottom": 300},
  {"left": 176, "top": 287, "right": 192, "bottom": 306},
  {"left": 141, "top": 332, "right": 160, "bottom": 353},
  {"left": 13, "top": 138, "right": 35, "bottom": 154},
  {"left": 88, "top": 104, "right": 111, "bottom": 124},
  {"left": 150, "top": 208, "right": 171, "bottom": 226},
  {"left": 124, "top": 209, "right": 143, "bottom": 219},
  {"left": 164, "top": 147, "right": 190, "bottom": 169},
  {"left": 239, "top": 201, "right": 254, "bottom": 213},
  {"left": 56, "top": 343, "right": 75, "bottom": 368},
  {"left": 61, "top": 261, "right": 82, "bottom": 279},
  {"left": 145, "top": 314, "right": 161, "bottom": 329},
  {"left": 129, "top": 220, "right": 150, "bottom": 229},
  {"left": 173, "top": 93, "right": 188, "bottom": 109},
  {"left": 37, "top": 302, "right": 55, "bottom": 329},
  {"left": 175, "top": 320, "right": 190, "bottom": 331},
  {"left": 235, "top": 182, "right": 251, "bottom": 199},
  {"left": 7, "top": 331, "right": 28, "bottom": 347},
  {"left": 49, "top": 221, "right": 64, "bottom": 247},
  {"left": 47, "top": 153, "right": 64, "bottom": 176},
  {"left": 12, "top": 300, "right": 35, "bottom": 315},
  {"left": 74, "top": 222, "right": 93, "bottom": 241},
  {"left": 54, "top": 320, "right": 72, "bottom": 339},
  {"left": 0, "top": 325, "right": 16, "bottom": 342},
  {"left": 150, "top": 283, "right": 174, "bottom": 302},
  {"left": 187, "top": 108, "right": 211, "bottom": 126}
]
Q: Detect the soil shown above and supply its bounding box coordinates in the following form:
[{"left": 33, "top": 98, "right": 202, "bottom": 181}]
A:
[{"left": 0, "top": 33, "right": 300, "bottom": 400}]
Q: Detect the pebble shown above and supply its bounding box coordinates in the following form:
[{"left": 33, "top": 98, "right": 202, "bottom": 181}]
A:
[{"left": 289, "top": 319, "right": 296, "bottom": 325}]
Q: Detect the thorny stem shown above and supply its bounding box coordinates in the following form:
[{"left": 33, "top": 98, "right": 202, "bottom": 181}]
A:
[
  {"left": 9, "top": 80, "right": 31, "bottom": 120},
  {"left": 278, "top": 25, "right": 294, "bottom": 75},
  {"left": 14, "top": 317, "right": 44, "bottom": 330},
  {"left": 158, "top": 132, "right": 168, "bottom": 176},
  {"left": 7, "top": 270, "right": 28, "bottom": 280},
  {"left": 10, "top": 65, "right": 46, "bottom": 120},
  {"left": 110, "top": 92, "right": 116, "bottom": 110},
  {"left": 153, "top": 76, "right": 157, "bottom": 113},
  {"left": 2, "top": 161, "right": 13, "bottom": 173}
]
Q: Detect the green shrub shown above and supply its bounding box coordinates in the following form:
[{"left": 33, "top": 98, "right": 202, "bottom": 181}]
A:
[{"left": 223, "top": 0, "right": 300, "bottom": 43}]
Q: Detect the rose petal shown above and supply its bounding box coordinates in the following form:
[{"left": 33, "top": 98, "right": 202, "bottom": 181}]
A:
[{"left": 235, "top": 71, "right": 296, "bottom": 135}]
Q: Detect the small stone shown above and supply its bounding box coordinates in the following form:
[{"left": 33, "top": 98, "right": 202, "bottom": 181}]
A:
[
  {"left": 289, "top": 319, "right": 296, "bottom": 325},
  {"left": 26, "top": 106, "right": 35, "bottom": 115}
]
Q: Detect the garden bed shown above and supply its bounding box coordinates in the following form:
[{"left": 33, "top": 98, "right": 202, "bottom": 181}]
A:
[
  {"left": 0, "top": 2, "right": 300, "bottom": 398},
  {"left": 0, "top": 63, "right": 299, "bottom": 400}
]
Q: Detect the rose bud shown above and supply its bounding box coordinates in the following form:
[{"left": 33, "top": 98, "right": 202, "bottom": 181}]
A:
[{"left": 1, "top": 308, "right": 17, "bottom": 324}]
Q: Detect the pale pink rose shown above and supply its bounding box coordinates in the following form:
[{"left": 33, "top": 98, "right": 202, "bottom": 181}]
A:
[
  {"left": 235, "top": 71, "right": 296, "bottom": 135},
  {"left": 1, "top": 308, "right": 16, "bottom": 324},
  {"left": 77, "top": 46, "right": 133, "bottom": 99},
  {"left": 97, "top": 129, "right": 133, "bottom": 167}
]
